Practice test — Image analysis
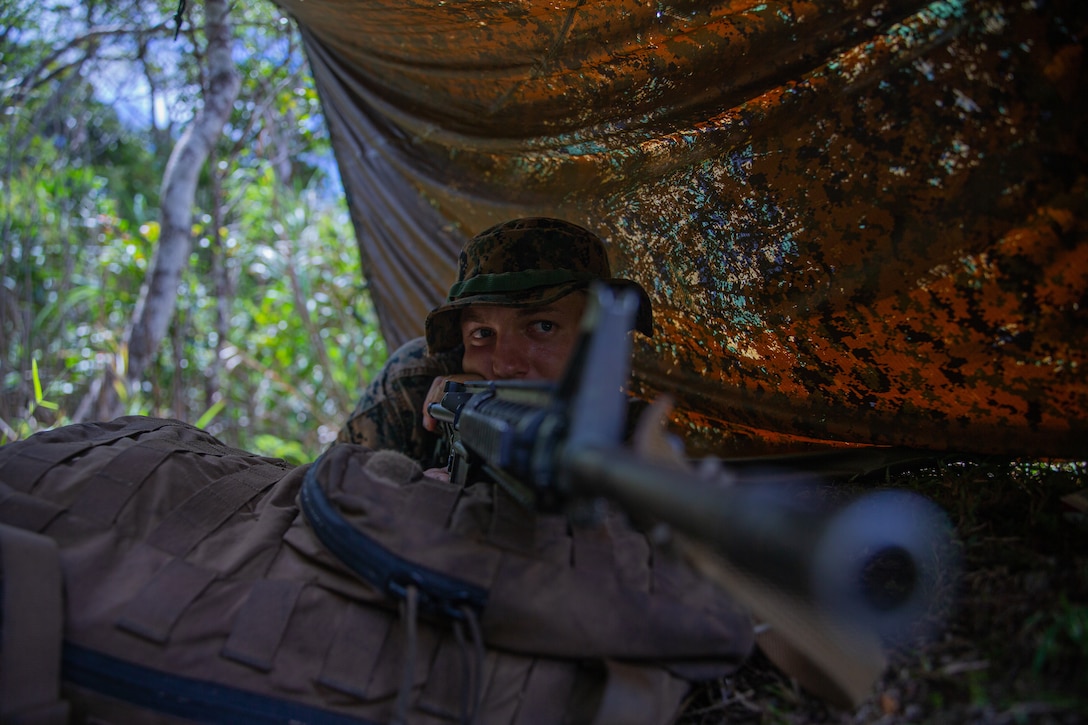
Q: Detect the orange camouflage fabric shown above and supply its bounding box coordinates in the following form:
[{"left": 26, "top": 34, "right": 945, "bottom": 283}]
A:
[{"left": 275, "top": 0, "right": 1086, "bottom": 458}]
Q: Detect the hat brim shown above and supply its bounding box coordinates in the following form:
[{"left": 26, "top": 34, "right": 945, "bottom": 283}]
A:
[{"left": 425, "top": 279, "right": 654, "bottom": 354}]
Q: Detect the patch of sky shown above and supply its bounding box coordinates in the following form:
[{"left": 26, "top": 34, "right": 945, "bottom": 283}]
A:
[{"left": 84, "top": 41, "right": 192, "bottom": 132}]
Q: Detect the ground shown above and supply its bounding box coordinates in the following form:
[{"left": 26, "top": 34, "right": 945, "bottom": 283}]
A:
[{"left": 678, "top": 458, "right": 1088, "bottom": 724}]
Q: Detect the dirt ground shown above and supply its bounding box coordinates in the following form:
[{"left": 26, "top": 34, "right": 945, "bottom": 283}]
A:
[{"left": 677, "top": 457, "right": 1088, "bottom": 724}]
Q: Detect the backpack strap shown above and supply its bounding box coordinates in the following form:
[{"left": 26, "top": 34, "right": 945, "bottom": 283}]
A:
[
  {"left": 0, "top": 523, "right": 70, "bottom": 725},
  {"left": 299, "top": 455, "right": 489, "bottom": 621}
]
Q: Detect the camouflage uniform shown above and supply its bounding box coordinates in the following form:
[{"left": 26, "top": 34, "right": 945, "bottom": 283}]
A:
[
  {"left": 338, "top": 217, "right": 653, "bottom": 467},
  {"left": 336, "top": 338, "right": 461, "bottom": 470}
]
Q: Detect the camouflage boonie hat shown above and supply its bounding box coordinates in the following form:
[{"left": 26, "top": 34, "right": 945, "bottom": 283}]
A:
[{"left": 425, "top": 217, "right": 654, "bottom": 353}]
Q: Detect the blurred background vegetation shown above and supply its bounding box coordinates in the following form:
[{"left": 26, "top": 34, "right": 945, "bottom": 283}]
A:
[{"left": 1, "top": 0, "right": 386, "bottom": 462}]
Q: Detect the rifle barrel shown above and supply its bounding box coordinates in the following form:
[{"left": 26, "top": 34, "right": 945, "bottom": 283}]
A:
[{"left": 566, "top": 445, "right": 956, "bottom": 644}]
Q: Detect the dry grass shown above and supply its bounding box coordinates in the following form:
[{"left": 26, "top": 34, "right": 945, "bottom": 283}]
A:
[{"left": 678, "top": 457, "right": 1088, "bottom": 724}]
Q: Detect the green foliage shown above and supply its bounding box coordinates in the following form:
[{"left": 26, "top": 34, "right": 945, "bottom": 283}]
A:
[
  {"left": 0, "top": 359, "right": 65, "bottom": 444},
  {"left": 160, "top": 177, "right": 386, "bottom": 462},
  {"left": 1027, "top": 596, "right": 1088, "bottom": 683},
  {"left": 1, "top": 0, "right": 388, "bottom": 462}
]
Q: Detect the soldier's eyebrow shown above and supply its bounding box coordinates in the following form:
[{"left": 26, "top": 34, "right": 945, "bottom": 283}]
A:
[
  {"left": 461, "top": 305, "right": 563, "bottom": 325},
  {"left": 460, "top": 307, "right": 492, "bottom": 324},
  {"left": 514, "top": 305, "right": 561, "bottom": 319}
]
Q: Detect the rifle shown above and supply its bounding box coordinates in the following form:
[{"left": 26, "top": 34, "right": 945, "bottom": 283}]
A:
[{"left": 428, "top": 284, "right": 959, "bottom": 707}]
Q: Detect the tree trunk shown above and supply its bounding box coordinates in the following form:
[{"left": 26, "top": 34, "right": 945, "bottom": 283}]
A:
[{"left": 74, "top": 0, "right": 240, "bottom": 422}]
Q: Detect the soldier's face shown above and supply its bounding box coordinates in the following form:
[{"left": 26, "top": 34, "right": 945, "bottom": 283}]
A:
[{"left": 460, "top": 291, "right": 586, "bottom": 381}]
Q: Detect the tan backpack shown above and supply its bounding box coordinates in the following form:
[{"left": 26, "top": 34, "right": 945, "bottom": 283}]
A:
[{"left": 0, "top": 416, "right": 753, "bottom": 724}]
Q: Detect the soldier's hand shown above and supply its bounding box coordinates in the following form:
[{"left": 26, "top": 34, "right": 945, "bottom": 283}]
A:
[{"left": 422, "top": 374, "right": 484, "bottom": 432}]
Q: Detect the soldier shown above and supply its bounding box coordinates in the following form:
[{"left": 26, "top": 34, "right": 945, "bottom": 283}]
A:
[{"left": 335, "top": 217, "right": 653, "bottom": 470}]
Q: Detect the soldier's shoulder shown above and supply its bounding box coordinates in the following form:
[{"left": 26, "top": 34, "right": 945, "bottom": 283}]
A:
[{"left": 383, "top": 337, "right": 462, "bottom": 377}]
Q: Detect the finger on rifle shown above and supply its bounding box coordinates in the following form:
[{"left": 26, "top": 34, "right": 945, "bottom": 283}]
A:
[{"left": 421, "top": 374, "right": 483, "bottom": 432}]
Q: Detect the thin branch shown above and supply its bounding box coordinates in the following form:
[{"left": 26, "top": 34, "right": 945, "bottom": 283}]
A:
[
  {"left": 226, "top": 63, "right": 305, "bottom": 162},
  {"left": 10, "top": 22, "right": 171, "bottom": 101}
]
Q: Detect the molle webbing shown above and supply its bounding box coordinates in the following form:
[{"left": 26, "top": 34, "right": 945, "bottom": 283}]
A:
[
  {"left": 0, "top": 419, "right": 752, "bottom": 724},
  {"left": 0, "top": 488, "right": 64, "bottom": 532},
  {"left": 68, "top": 443, "right": 175, "bottom": 523},
  {"left": 144, "top": 462, "right": 286, "bottom": 556},
  {"left": 0, "top": 417, "right": 177, "bottom": 494},
  {"left": 116, "top": 559, "right": 219, "bottom": 644},
  {"left": 221, "top": 579, "right": 305, "bottom": 671}
]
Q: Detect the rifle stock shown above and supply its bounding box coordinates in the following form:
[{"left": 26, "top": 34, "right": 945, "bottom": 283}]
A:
[{"left": 429, "top": 284, "right": 960, "bottom": 706}]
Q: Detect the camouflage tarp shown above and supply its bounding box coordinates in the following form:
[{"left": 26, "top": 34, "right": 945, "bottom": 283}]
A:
[{"left": 269, "top": 0, "right": 1087, "bottom": 458}]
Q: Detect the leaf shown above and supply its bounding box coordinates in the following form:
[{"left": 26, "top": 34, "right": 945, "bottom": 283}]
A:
[
  {"left": 29, "top": 359, "right": 59, "bottom": 411},
  {"left": 194, "top": 398, "right": 227, "bottom": 429},
  {"left": 112, "top": 376, "right": 128, "bottom": 402},
  {"left": 252, "top": 434, "right": 309, "bottom": 466},
  {"left": 32, "top": 359, "right": 45, "bottom": 404},
  {"left": 140, "top": 221, "right": 161, "bottom": 243}
]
